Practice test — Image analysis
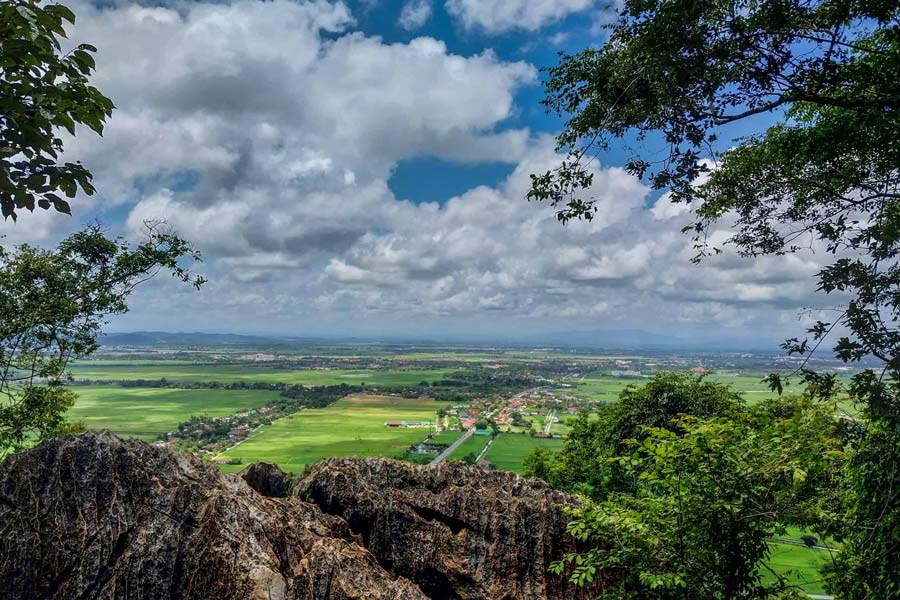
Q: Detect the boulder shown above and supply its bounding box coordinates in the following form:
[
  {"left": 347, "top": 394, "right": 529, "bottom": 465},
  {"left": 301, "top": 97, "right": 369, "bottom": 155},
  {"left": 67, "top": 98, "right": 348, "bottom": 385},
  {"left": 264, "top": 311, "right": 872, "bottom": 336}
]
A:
[{"left": 241, "top": 461, "right": 293, "bottom": 497}]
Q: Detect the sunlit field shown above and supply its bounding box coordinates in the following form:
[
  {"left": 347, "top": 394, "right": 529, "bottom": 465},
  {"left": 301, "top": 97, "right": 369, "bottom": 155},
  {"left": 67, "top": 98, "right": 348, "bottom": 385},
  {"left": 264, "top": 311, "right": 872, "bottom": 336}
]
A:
[
  {"left": 482, "top": 434, "right": 565, "bottom": 473},
  {"left": 448, "top": 434, "right": 491, "bottom": 461},
  {"left": 68, "top": 361, "right": 456, "bottom": 386},
  {"left": 67, "top": 386, "right": 282, "bottom": 440},
  {"left": 217, "top": 394, "right": 449, "bottom": 474},
  {"left": 762, "top": 541, "right": 837, "bottom": 595},
  {"left": 565, "top": 372, "right": 783, "bottom": 403}
]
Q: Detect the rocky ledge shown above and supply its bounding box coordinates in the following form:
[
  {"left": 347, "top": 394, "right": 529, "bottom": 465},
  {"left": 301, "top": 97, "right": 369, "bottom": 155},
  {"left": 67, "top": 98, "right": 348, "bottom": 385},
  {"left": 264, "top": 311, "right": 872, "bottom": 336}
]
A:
[
  {"left": 296, "top": 457, "right": 604, "bottom": 600},
  {"left": 0, "top": 432, "right": 606, "bottom": 599}
]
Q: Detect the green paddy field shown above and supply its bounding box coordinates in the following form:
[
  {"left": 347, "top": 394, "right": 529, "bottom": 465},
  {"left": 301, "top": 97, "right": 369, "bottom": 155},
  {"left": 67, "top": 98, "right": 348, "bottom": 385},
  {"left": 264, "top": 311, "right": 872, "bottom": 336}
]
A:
[
  {"left": 68, "top": 362, "right": 455, "bottom": 386},
  {"left": 68, "top": 386, "right": 281, "bottom": 440},
  {"left": 482, "top": 434, "right": 564, "bottom": 473},
  {"left": 763, "top": 541, "right": 835, "bottom": 595},
  {"left": 565, "top": 372, "right": 784, "bottom": 402},
  {"left": 448, "top": 433, "right": 491, "bottom": 461},
  {"left": 217, "top": 394, "right": 449, "bottom": 474}
]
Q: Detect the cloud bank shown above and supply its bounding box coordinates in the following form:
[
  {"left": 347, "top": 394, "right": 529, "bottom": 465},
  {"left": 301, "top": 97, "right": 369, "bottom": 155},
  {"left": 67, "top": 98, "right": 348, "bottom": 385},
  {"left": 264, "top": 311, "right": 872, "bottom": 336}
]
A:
[{"left": 1, "top": 0, "right": 828, "bottom": 341}]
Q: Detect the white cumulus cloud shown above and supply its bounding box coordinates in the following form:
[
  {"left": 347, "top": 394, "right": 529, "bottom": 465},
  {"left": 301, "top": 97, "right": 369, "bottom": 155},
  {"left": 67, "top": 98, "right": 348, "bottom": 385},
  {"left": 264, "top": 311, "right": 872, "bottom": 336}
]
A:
[
  {"left": 445, "top": 0, "right": 593, "bottom": 33},
  {"left": 398, "top": 0, "right": 432, "bottom": 30},
  {"left": 0, "top": 0, "right": 837, "bottom": 342}
]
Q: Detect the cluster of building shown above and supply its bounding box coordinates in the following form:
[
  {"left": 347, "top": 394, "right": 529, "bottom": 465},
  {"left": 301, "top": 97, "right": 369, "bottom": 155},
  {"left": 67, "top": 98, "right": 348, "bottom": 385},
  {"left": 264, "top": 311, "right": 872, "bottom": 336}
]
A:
[{"left": 157, "top": 406, "right": 275, "bottom": 454}]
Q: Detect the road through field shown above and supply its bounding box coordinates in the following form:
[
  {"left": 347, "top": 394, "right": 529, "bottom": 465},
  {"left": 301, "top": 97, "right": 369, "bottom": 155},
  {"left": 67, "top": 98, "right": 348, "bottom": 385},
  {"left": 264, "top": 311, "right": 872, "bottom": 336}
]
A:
[
  {"left": 543, "top": 410, "right": 555, "bottom": 435},
  {"left": 430, "top": 428, "right": 474, "bottom": 466}
]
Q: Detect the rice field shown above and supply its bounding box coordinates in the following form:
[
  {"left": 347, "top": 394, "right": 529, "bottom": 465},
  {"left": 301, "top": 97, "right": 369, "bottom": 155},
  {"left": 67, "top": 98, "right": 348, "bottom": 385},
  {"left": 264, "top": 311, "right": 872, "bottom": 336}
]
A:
[
  {"left": 217, "top": 394, "right": 449, "bottom": 474},
  {"left": 68, "top": 361, "right": 456, "bottom": 386},
  {"left": 481, "top": 434, "right": 564, "bottom": 473},
  {"left": 67, "top": 386, "right": 281, "bottom": 440}
]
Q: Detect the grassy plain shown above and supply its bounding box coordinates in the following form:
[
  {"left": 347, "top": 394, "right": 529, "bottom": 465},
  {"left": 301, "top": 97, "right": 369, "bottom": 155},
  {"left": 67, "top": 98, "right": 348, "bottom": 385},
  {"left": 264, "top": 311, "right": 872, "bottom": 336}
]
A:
[
  {"left": 68, "top": 386, "right": 281, "bottom": 440},
  {"left": 68, "top": 361, "right": 455, "bottom": 386},
  {"left": 448, "top": 435, "right": 490, "bottom": 460},
  {"left": 762, "top": 541, "right": 836, "bottom": 595},
  {"left": 430, "top": 430, "right": 464, "bottom": 445},
  {"left": 482, "top": 434, "right": 565, "bottom": 473},
  {"left": 217, "top": 395, "right": 448, "bottom": 474},
  {"left": 567, "top": 371, "right": 862, "bottom": 417}
]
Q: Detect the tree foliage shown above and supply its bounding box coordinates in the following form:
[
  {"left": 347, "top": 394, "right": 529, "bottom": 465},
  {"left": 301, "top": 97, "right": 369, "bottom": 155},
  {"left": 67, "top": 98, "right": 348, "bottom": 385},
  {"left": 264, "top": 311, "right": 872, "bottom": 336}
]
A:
[
  {"left": 0, "top": 0, "right": 114, "bottom": 220},
  {"left": 549, "top": 393, "right": 845, "bottom": 599},
  {"left": 531, "top": 1, "right": 900, "bottom": 595},
  {"left": 0, "top": 224, "right": 204, "bottom": 457},
  {"left": 825, "top": 412, "right": 900, "bottom": 598},
  {"left": 526, "top": 372, "right": 742, "bottom": 495},
  {"left": 529, "top": 0, "right": 900, "bottom": 403}
]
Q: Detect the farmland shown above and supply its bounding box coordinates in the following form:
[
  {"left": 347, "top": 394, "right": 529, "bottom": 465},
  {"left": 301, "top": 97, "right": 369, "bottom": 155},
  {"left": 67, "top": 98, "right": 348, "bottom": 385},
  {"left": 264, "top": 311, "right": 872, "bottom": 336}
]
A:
[
  {"left": 448, "top": 433, "right": 492, "bottom": 461},
  {"left": 68, "top": 362, "right": 456, "bottom": 386},
  {"left": 68, "top": 386, "right": 281, "bottom": 440},
  {"left": 762, "top": 541, "right": 837, "bottom": 595},
  {"left": 53, "top": 344, "right": 842, "bottom": 592},
  {"left": 564, "top": 372, "right": 784, "bottom": 403},
  {"left": 482, "top": 434, "right": 565, "bottom": 473},
  {"left": 216, "top": 394, "right": 449, "bottom": 474}
]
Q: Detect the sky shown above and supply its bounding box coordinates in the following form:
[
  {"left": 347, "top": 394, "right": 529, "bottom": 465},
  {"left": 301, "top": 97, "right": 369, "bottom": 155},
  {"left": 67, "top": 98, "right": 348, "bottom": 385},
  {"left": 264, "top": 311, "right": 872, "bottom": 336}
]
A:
[{"left": 0, "top": 0, "right": 835, "bottom": 345}]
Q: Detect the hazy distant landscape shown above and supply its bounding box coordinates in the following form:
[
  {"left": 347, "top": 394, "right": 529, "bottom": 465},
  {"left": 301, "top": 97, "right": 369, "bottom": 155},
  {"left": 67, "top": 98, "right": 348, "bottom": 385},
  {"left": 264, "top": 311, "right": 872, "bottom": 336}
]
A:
[{"left": 66, "top": 331, "right": 863, "bottom": 472}]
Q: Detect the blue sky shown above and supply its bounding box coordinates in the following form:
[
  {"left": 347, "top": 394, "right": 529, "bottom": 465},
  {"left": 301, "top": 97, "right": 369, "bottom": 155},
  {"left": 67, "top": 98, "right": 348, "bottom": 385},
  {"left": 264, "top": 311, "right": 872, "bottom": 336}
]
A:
[
  {"left": 354, "top": 0, "right": 598, "bottom": 205},
  {"left": 0, "top": 0, "right": 824, "bottom": 346}
]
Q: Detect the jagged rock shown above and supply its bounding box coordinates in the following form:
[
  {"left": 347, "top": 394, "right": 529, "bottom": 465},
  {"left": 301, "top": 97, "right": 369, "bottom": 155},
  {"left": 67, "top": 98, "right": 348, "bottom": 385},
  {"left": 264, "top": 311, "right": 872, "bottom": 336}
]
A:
[
  {"left": 0, "top": 432, "right": 426, "bottom": 600},
  {"left": 296, "top": 456, "right": 608, "bottom": 600},
  {"left": 241, "top": 460, "right": 292, "bottom": 497}
]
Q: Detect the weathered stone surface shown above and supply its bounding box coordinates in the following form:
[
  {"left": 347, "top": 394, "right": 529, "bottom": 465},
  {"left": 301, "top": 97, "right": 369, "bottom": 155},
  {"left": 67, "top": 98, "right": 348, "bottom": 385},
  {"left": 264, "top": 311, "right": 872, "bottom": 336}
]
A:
[
  {"left": 241, "top": 460, "right": 293, "bottom": 497},
  {"left": 296, "top": 456, "right": 607, "bottom": 600},
  {"left": 0, "top": 432, "right": 425, "bottom": 600}
]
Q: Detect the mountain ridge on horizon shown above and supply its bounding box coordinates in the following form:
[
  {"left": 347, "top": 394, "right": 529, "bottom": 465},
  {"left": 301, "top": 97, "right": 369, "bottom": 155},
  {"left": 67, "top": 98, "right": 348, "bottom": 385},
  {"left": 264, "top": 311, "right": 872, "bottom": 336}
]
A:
[{"left": 98, "top": 329, "right": 778, "bottom": 352}]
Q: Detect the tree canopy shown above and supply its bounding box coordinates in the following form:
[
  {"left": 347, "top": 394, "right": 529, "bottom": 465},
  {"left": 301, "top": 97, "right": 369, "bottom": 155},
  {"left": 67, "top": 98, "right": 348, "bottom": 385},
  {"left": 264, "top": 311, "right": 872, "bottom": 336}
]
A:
[
  {"left": 0, "top": 224, "right": 205, "bottom": 456},
  {"left": 529, "top": 0, "right": 900, "bottom": 407},
  {"left": 530, "top": 372, "right": 743, "bottom": 495},
  {"left": 553, "top": 399, "right": 844, "bottom": 599},
  {"left": 0, "top": 0, "right": 114, "bottom": 220},
  {"left": 530, "top": 1, "right": 900, "bottom": 596}
]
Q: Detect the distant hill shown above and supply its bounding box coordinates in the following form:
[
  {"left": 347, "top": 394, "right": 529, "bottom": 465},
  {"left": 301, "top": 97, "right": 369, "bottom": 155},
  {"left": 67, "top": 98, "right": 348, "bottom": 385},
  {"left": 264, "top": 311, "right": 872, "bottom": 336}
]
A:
[
  {"left": 522, "top": 328, "right": 684, "bottom": 349},
  {"left": 100, "top": 329, "right": 775, "bottom": 352},
  {"left": 99, "top": 331, "right": 317, "bottom": 349}
]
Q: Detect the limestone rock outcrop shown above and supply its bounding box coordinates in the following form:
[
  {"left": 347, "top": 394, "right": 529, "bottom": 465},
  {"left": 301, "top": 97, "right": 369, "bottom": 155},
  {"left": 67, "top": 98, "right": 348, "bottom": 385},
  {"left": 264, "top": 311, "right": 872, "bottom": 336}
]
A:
[
  {"left": 0, "top": 432, "right": 607, "bottom": 599},
  {"left": 0, "top": 432, "right": 425, "bottom": 600},
  {"left": 296, "top": 456, "right": 606, "bottom": 599}
]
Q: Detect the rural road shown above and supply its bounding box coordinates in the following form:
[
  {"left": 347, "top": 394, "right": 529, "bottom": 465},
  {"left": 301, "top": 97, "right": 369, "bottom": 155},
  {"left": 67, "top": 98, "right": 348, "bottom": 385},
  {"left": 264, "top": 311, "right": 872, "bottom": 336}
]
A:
[
  {"left": 430, "top": 428, "right": 474, "bottom": 466},
  {"left": 543, "top": 410, "right": 555, "bottom": 435}
]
